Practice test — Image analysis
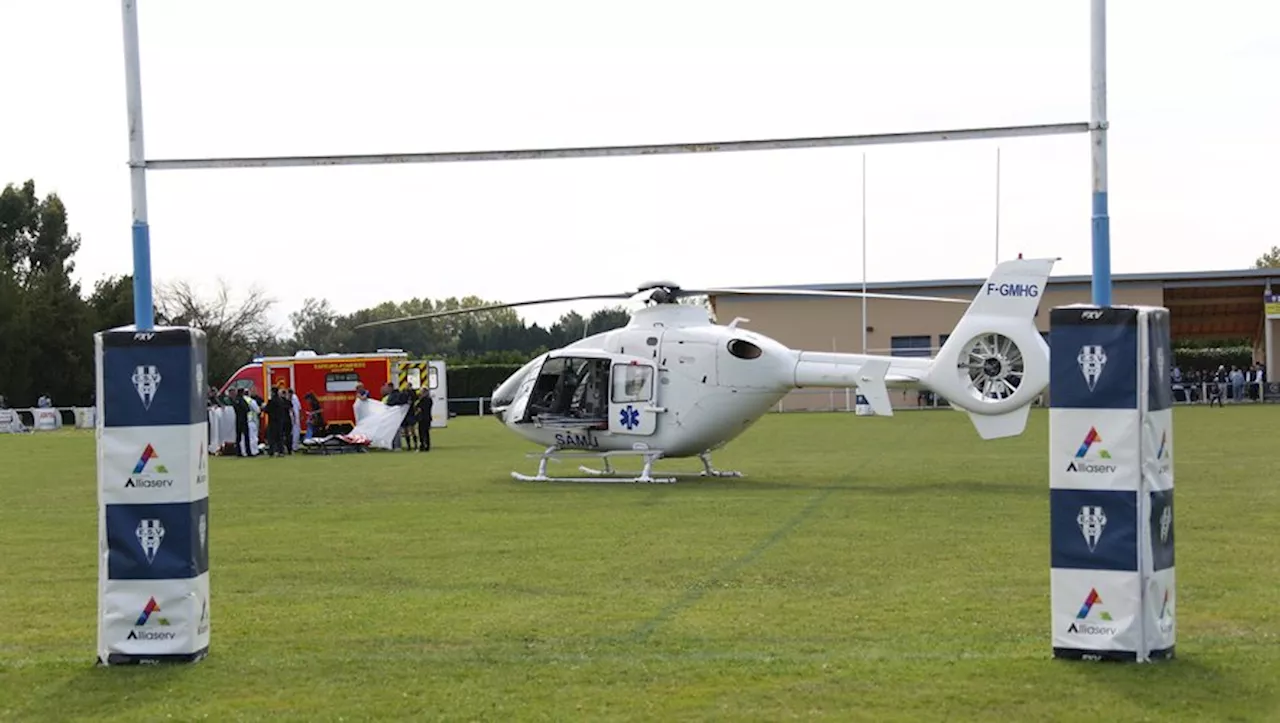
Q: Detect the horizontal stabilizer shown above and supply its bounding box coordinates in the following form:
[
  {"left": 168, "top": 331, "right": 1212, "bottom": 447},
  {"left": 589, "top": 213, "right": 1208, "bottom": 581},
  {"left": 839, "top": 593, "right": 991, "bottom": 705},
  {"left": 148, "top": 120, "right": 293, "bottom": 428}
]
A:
[
  {"left": 966, "top": 405, "right": 1031, "bottom": 440},
  {"left": 857, "top": 360, "right": 893, "bottom": 417}
]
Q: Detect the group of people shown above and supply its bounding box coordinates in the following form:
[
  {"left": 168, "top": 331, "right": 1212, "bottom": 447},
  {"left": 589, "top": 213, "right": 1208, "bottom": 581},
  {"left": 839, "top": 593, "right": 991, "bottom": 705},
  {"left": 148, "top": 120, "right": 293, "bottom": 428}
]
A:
[
  {"left": 208, "top": 385, "right": 309, "bottom": 457},
  {"left": 1172, "top": 363, "right": 1267, "bottom": 405},
  {"left": 360, "top": 382, "right": 434, "bottom": 451}
]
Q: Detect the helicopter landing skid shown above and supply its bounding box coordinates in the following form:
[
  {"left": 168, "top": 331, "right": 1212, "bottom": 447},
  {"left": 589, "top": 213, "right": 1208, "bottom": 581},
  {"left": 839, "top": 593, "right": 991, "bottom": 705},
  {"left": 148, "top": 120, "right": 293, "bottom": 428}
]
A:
[
  {"left": 576, "top": 451, "right": 744, "bottom": 480},
  {"left": 512, "top": 447, "right": 676, "bottom": 484}
]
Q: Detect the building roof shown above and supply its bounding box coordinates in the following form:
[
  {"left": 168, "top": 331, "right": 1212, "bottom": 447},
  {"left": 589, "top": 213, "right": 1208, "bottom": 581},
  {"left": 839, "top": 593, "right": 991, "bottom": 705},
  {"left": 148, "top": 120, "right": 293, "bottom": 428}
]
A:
[
  {"left": 727, "top": 267, "right": 1280, "bottom": 294},
  {"left": 711, "top": 266, "right": 1277, "bottom": 341}
]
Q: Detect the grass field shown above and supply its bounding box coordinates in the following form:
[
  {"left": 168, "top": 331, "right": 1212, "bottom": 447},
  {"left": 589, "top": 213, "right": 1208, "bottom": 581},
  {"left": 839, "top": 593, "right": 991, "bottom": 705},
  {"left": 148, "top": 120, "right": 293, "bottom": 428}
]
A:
[{"left": 2, "top": 405, "right": 1278, "bottom": 721}]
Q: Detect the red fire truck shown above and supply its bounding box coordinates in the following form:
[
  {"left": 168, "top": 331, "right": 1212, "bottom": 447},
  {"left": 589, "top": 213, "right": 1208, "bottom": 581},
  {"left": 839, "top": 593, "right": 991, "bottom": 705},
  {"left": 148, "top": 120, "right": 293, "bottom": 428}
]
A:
[{"left": 218, "top": 349, "right": 448, "bottom": 434}]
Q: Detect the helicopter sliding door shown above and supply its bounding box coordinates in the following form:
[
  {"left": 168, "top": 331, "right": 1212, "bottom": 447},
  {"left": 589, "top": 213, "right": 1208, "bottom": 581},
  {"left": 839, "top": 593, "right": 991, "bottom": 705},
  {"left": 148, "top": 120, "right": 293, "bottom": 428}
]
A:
[
  {"left": 608, "top": 361, "right": 659, "bottom": 436},
  {"left": 521, "top": 355, "right": 611, "bottom": 427}
]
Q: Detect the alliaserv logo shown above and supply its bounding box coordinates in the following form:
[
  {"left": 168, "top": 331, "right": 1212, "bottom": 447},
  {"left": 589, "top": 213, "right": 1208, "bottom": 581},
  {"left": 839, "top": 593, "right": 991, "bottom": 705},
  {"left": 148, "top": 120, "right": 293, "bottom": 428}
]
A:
[{"left": 1066, "top": 427, "right": 1116, "bottom": 474}]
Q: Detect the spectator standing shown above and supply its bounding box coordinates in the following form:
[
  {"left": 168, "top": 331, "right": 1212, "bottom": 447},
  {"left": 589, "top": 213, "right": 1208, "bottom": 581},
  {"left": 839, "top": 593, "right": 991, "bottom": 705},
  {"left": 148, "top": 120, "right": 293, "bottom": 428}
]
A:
[
  {"left": 1229, "top": 366, "right": 1245, "bottom": 402},
  {"left": 288, "top": 389, "right": 302, "bottom": 450},
  {"left": 400, "top": 387, "right": 419, "bottom": 451},
  {"left": 1210, "top": 366, "right": 1227, "bottom": 407},
  {"left": 385, "top": 386, "right": 406, "bottom": 450},
  {"left": 232, "top": 389, "right": 251, "bottom": 457},
  {"left": 265, "top": 388, "right": 292, "bottom": 456},
  {"left": 246, "top": 392, "right": 262, "bottom": 456},
  {"left": 415, "top": 390, "right": 434, "bottom": 452}
]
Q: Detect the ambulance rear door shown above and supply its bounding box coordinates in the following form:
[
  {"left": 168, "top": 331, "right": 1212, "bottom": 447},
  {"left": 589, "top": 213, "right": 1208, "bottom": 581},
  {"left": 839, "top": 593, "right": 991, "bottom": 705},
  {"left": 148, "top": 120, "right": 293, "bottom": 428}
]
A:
[{"left": 396, "top": 359, "right": 448, "bottom": 428}]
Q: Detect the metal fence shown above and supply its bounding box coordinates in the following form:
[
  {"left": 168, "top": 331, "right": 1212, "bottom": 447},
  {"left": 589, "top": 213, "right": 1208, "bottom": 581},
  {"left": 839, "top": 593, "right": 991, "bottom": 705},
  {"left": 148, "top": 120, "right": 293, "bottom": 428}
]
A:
[{"left": 0, "top": 406, "right": 95, "bottom": 432}]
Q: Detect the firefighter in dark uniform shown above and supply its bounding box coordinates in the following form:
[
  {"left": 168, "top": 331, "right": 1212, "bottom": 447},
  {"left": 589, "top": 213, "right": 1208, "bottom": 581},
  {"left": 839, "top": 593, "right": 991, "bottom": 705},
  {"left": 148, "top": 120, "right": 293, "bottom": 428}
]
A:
[
  {"left": 232, "top": 389, "right": 252, "bottom": 456},
  {"left": 415, "top": 389, "right": 434, "bottom": 451},
  {"left": 266, "top": 387, "right": 292, "bottom": 455},
  {"left": 400, "top": 386, "right": 418, "bottom": 450}
]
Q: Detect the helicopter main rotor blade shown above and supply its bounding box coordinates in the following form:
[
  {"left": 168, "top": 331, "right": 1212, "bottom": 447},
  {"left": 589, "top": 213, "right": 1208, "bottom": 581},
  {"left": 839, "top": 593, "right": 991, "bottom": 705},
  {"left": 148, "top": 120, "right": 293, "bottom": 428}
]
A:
[
  {"left": 353, "top": 292, "right": 634, "bottom": 329},
  {"left": 680, "top": 287, "right": 971, "bottom": 304}
]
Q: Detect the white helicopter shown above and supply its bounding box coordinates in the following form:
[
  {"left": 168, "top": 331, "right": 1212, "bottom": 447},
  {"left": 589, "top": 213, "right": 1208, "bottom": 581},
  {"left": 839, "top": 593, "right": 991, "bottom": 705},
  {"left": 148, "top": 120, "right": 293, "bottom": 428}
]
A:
[{"left": 358, "top": 257, "right": 1056, "bottom": 483}]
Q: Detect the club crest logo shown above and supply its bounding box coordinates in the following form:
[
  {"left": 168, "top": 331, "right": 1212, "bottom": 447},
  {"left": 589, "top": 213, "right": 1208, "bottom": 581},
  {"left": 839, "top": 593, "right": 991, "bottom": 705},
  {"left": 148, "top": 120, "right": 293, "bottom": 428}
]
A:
[
  {"left": 136, "top": 519, "right": 165, "bottom": 564},
  {"left": 1077, "top": 505, "right": 1107, "bottom": 552},
  {"left": 1077, "top": 345, "right": 1107, "bottom": 391},
  {"left": 132, "top": 365, "right": 162, "bottom": 409}
]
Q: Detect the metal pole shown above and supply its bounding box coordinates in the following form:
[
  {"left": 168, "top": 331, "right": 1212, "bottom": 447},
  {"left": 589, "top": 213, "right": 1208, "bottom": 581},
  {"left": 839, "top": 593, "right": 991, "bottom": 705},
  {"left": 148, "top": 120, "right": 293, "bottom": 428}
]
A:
[
  {"left": 122, "top": 0, "right": 154, "bottom": 330},
  {"left": 861, "top": 153, "right": 868, "bottom": 354},
  {"left": 1266, "top": 320, "right": 1274, "bottom": 390},
  {"left": 1267, "top": 282, "right": 1275, "bottom": 384},
  {"left": 995, "top": 146, "right": 1001, "bottom": 265},
  {"left": 142, "top": 123, "right": 1091, "bottom": 171},
  {"left": 1090, "top": 0, "right": 1112, "bottom": 306}
]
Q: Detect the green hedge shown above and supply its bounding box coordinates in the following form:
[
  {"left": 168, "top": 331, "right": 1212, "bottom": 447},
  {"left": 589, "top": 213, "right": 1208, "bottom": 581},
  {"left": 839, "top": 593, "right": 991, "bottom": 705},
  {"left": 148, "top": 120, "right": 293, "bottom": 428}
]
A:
[
  {"left": 1173, "top": 346, "right": 1254, "bottom": 372},
  {"left": 446, "top": 364, "right": 526, "bottom": 399}
]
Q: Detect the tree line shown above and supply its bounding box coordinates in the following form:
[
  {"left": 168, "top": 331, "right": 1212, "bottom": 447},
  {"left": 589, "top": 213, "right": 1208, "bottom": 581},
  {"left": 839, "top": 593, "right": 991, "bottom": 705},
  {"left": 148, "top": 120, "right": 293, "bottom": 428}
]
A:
[
  {"left": 1, "top": 180, "right": 633, "bottom": 407},
  {"left": 5, "top": 178, "right": 1275, "bottom": 408}
]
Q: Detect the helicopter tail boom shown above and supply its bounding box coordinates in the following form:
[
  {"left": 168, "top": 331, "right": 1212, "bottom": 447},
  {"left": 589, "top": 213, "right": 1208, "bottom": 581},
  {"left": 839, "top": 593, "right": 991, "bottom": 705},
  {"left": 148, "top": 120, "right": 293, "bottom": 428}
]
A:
[{"left": 792, "top": 352, "right": 922, "bottom": 416}]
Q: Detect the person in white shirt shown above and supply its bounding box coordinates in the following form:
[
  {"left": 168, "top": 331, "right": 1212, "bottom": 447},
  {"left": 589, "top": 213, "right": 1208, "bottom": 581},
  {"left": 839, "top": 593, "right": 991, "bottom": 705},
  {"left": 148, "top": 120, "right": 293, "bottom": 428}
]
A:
[
  {"left": 289, "top": 389, "right": 302, "bottom": 450},
  {"left": 246, "top": 392, "right": 262, "bottom": 456}
]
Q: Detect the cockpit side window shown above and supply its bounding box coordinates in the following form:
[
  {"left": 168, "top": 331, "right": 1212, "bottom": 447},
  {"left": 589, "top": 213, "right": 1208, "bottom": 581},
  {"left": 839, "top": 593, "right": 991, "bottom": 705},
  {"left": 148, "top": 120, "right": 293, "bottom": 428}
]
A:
[{"left": 611, "top": 363, "right": 654, "bottom": 403}]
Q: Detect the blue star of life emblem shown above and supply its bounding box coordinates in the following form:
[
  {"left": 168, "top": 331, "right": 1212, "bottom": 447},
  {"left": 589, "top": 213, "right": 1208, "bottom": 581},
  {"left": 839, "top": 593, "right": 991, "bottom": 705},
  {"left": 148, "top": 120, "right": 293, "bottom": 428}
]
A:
[{"left": 619, "top": 405, "right": 640, "bottom": 430}]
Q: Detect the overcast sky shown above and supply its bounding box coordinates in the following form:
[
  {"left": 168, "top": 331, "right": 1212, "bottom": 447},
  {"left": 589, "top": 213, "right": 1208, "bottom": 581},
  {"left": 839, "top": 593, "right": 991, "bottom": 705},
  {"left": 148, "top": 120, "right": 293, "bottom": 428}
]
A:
[{"left": 2, "top": 0, "right": 1277, "bottom": 330}]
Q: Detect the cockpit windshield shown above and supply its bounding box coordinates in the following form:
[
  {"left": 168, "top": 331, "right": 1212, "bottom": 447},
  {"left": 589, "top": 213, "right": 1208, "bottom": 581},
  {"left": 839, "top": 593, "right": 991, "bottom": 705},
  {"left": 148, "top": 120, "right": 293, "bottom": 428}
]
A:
[{"left": 491, "top": 356, "right": 541, "bottom": 413}]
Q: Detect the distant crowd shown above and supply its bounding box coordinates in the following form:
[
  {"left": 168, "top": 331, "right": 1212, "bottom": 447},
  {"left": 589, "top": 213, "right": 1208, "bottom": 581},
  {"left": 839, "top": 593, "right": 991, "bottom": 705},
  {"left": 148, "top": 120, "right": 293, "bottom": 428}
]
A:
[{"left": 1172, "top": 363, "right": 1267, "bottom": 405}]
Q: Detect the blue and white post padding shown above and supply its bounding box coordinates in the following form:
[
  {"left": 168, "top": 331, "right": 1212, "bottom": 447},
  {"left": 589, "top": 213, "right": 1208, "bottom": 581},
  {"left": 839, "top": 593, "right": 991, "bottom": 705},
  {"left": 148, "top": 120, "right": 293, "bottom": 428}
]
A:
[
  {"left": 1048, "top": 305, "right": 1175, "bottom": 662},
  {"left": 95, "top": 326, "right": 210, "bottom": 665}
]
